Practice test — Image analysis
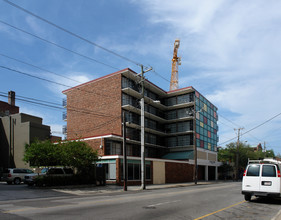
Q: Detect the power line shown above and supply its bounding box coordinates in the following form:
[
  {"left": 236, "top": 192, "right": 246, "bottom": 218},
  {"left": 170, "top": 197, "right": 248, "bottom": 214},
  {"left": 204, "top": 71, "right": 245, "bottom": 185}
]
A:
[
  {"left": 0, "top": 93, "right": 116, "bottom": 118},
  {"left": 3, "top": 0, "right": 143, "bottom": 68},
  {"left": 0, "top": 65, "right": 121, "bottom": 99},
  {"left": 0, "top": 53, "right": 82, "bottom": 83},
  {"left": 0, "top": 20, "right": 119, "bottom": 71},
  {"left": 219, "top": 114, "right": 241, "bottom": 128},
  {"left": 219, "top": 111, "right": 281, "bottom": 145}
]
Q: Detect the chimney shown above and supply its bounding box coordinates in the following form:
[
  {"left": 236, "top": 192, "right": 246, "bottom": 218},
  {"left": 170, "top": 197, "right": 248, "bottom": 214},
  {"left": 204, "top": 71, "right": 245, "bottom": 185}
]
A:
[{"left": 8, "top": 91, "right": 15, "bottom": 106}]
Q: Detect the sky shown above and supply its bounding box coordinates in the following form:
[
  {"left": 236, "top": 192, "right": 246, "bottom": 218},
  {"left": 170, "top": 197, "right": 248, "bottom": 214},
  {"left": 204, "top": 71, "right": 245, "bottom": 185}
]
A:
[{"left": 0, "top": 0, "right": 281, "bottom": 154}]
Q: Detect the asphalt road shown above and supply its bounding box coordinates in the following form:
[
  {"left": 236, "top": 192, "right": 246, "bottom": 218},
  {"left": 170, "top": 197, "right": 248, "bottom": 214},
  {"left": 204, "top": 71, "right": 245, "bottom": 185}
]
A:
[{"left": 0, "top": 181, "right": 281, "bottom": 219}]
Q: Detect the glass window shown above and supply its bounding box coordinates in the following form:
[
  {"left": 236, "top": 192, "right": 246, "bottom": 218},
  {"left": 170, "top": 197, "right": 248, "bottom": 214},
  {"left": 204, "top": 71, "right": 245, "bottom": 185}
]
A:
[
  {"left": 146, "top": 165, "right": 151, "bottom": 180},
  {"left": 134, "top": 164, "right": 140, "bottom": 180},
  {"left": 178, "top": 122, "right": 189, "bottom": 132},
  {"left": 246, "top": 165, "right": 260, "bottom": 176},
  {"left": 128, "top": 164, "right": 134, "bottom": 180},
  {"left": 166, "top": 110, "right": 177, "bottom": 120},
  {"left": 178, "top": 108, "right": 188, "bottom": 118},
  {"left": 262, "top": 165, "right": 276, "bottom": 177},
  {"left": 178, "top": 94, "right": 189, "bottom": 104},
  {"left": 166, "top": 123, "right": 177, "bottom": 133},
  {"left": 178, "top": 135, "right": 190, "bottom": 146},
  {"left": 167, "top": 137, "right": 177, "bottom": 147}
]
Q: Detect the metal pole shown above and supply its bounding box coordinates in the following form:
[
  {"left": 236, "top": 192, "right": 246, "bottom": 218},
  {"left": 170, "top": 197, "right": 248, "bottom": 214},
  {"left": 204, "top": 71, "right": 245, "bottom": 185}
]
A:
[
  {"left": 140, "top": 65, "right": 146, "bottom": 190},
  {"left": 122, "top": 111, "right": 127, "bottom": 191}
]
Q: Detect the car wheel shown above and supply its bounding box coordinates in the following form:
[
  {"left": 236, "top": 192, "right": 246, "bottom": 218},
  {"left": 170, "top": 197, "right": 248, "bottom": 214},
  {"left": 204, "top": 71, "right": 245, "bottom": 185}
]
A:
[
  {"left": 14, "top": 178, "right": 21, "bottom": 185},
  {"left": 244, "top": 194, "right": 251, "bottom": 201}
]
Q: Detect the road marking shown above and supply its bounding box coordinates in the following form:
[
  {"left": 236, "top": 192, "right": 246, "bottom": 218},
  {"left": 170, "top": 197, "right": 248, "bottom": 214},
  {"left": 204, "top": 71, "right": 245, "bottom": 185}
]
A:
[
  {"left": 147, "top": 200, "right": 181, "bottom": 208},
  {"left": 193, "top": 200, "right": 246, "bottom": 220}
]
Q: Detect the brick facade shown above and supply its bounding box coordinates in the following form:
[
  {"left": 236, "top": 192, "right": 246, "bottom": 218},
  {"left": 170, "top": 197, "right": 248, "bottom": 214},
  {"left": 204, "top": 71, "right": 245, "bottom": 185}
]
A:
[
  {"left": 0, "top": 101, "right": 19, "bottom": 116},
  {"left": 165, "top": 162, "right": 194, "bottom": 183},
  {"left": 64, "top": 72, "right": 123, "bottom": 140}
]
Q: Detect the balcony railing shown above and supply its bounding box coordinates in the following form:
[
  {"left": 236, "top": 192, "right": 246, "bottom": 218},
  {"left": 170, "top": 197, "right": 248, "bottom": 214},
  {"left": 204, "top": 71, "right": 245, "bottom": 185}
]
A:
[
  {"left": 62, "top": 125, "right": 67, "bottom": 134},
  {"left": 62, "top": 98, "right": 67, "bottom": 107},
  {"left": 63, "top": 112, "right": 67, "bottom": 121}
]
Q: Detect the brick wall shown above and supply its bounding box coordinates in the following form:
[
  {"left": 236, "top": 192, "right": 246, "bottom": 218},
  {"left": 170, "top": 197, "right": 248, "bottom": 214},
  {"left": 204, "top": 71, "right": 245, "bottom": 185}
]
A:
[
  {"left": 83, "top": 138, "right": 105, "bottom": 156},
  {"left": 165, "top": 162, "right": 194, "bottom": 183},
  {"left": 65, "top": 73, "right": 122, "bottom": 140},
  {"left": 0, "top": 101, "right": 19, "bottom": 116}
]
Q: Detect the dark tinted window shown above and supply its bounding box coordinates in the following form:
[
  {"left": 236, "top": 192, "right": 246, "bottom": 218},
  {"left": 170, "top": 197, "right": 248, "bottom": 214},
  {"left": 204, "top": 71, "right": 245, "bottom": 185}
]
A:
[
  {"left": 262, "top": 165, "right": 276, "bottom": 177},
  {"left": 13, "top": 169, "right": 23, "bottom": 173},
  {"left": 48, "top": 168, "right": 64, "bottom": 174},
  {"left": 246, "top": 165, "right": 260, "bottom": 176}
]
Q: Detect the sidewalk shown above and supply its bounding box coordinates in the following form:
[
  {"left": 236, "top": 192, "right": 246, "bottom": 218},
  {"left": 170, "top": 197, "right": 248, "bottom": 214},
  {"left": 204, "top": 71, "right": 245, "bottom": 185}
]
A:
[{"left": 53, "top": 181, "right": 223, "bottom": 195}]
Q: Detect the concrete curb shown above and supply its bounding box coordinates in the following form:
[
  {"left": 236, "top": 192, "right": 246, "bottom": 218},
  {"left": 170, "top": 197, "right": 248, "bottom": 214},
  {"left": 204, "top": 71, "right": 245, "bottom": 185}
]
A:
[{"left": 53, "top": 181, "right": 228, "bottom": 195}]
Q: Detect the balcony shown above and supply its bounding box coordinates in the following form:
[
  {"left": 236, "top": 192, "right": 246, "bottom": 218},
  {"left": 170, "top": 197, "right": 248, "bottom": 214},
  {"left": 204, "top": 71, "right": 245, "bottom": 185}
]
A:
[
  {"left": 63, "top": 112, "right": 67, "bottom": 121},
  {"left": 62, "top": 98, "right": 67, "bottom": 108},
  {"left": 62, "top": 125, "right": 67, "bottom": 134}
]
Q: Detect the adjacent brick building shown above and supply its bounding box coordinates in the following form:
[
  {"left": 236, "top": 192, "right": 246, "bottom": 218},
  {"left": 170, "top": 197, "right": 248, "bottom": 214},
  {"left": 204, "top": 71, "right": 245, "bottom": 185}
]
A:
[{"left": 63, "top": 68, "right": 220, "bottom": 185}]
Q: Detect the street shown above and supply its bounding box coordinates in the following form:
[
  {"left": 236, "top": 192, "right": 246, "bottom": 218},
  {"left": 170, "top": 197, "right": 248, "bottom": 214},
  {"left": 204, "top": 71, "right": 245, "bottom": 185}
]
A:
[{"left": 0, "top": 182, "right": 281, "bottom": 219}]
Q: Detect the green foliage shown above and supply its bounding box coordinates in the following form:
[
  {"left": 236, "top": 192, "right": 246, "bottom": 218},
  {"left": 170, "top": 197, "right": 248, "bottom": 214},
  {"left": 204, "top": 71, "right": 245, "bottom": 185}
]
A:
[
  {"left": 24, "top": 140, "right": 99, "bottom": 172},
  {"left": 218, "top": 142, "right": 276, "bottom": 169},
  {"left": 24, "top": 140, "right": 60, "bottom": 167}
]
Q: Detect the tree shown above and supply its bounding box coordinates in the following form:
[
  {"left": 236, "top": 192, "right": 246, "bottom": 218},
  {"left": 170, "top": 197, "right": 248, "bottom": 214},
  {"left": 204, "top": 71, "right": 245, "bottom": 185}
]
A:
[
  {"left": 59, "top": 141, "right": 99, "bottom": 174},
  {"left": 24, "top": 140, "right": 60, "bottom": 167},
  {"left": 218, "top": 142, "right": 276, "bottom": 171},
  {"left": 24, "top": 140, "right": 98, "bottom": 173}
]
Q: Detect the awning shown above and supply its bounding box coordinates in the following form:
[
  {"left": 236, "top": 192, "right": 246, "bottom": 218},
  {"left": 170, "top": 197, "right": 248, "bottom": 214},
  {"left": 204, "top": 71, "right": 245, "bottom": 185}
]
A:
[{"left": 162, "top": 151, "right": 194, "bottom": 160}]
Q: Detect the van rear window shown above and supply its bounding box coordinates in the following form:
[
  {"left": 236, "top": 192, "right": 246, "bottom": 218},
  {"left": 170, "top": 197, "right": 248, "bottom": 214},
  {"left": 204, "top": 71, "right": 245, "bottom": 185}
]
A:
[
  {"left": 262, "top": 165, "right": 276, "bottom": 177},
  {"left": 247, "top": 165, "right": 260, "bottom": 176}
]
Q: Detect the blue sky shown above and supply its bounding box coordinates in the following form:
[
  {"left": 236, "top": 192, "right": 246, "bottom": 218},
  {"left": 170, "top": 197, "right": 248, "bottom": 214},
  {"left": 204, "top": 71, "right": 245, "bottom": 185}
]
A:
[{"left": 1, "top": 0, "right": 281, "bottom": 154}]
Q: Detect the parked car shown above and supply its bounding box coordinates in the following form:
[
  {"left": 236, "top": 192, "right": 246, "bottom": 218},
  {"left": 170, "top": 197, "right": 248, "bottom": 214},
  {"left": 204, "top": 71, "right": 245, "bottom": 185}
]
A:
[
  {"left": 24, "top": 167, "right": 73, "bottom": 186},
  {"left": 2, "top": 168, "right": 34, "bottom": 185},
  {"left": 242, "top": 159, "right": 281, "bottom": 201}
]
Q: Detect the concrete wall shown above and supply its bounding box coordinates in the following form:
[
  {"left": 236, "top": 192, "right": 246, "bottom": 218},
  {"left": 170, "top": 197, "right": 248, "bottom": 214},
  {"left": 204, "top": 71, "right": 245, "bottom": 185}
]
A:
[
  {"left": 198, "top": 151, "right": 207, "bottom": 160},
  {"left": 0, "top": 113, "right": 50, "bottom": 169},
  {"left": 153, "top": 161, "right": 165, "bottom": 184},
  {"left": 208, "top": 152, "right": 217, "bottom": 161}
]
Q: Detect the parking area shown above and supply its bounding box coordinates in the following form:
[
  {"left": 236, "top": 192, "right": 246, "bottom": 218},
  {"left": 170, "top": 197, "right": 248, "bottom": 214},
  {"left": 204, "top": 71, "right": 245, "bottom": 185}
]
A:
[{"left": 0, "top": 181, "right": 72, "bottom": 201}]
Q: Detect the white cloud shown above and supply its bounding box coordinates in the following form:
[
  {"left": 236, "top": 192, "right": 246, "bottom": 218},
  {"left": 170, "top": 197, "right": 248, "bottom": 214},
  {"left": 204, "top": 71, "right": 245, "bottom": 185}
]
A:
[{"left": 135, "top": 0, "right": 281, "bottom": 151}]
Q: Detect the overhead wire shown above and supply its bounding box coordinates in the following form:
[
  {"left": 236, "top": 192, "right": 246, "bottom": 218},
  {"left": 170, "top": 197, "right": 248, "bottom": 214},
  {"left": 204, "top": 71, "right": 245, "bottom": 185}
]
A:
[
  {"left": 0, "top": 53, "right": 82, "bottom": 83},
  {"left": 3, "top": 0, "right": 144, "bottom": 68},
  {"left": 0, "top": 20, "right": 120, "bottom": 71},
  {"left": 219, "top": 111, "right": 281, "bottom": 145},
  {"left": 0, "top": 65, "right": 123, "bottom": 99},
  {"left": 0, "top": 92, "right": 116, "bottom": 118},
  {"left": 0, "top": 92, "right": 122, "bottom": 136}
]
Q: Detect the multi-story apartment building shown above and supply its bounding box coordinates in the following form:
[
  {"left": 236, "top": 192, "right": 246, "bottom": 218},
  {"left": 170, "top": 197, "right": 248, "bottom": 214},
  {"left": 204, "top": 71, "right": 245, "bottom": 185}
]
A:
[{"left": 63, "top": 68, "right": 220, "bottom": 185}]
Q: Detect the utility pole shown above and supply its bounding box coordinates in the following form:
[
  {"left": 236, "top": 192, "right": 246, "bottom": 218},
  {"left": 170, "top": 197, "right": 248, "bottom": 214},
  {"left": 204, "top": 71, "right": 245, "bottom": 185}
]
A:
[
  {"left": 139, "top": 65, "right": 152, "bottom": 190},
  {"left": 235, "top": 127, "right": 243, "bottom": 181},
  {"left": 122, "top": 111, "right": 127, "bottom": 191}
]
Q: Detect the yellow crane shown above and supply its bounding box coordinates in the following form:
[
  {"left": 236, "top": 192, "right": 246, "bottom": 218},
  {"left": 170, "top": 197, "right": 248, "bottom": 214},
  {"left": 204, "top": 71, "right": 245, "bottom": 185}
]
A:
[{"left": 170, "top": 39, "right": 181, "bottom": 91}]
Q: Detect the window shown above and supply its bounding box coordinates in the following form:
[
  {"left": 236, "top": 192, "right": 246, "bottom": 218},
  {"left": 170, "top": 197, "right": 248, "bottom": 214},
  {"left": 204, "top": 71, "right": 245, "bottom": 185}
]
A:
[
  {"left": 246, "top": 165, "right": 260, "bottom": 176},
  {"left": 177, "top": 94, "right": 189, "bottom": 104},
  {"left": 166, "top": 123, "right": 177, "bottom": 133},
  {"left": 262, "top": 165, "right": 276, "bottom": 177},
  {"left": 177, "top": 108, "right": 188, "bottom": 118}
]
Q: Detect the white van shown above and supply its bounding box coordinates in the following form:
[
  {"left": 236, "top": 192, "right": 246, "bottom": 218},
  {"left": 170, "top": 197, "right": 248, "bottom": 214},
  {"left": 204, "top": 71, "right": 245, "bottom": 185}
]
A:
[{"left": 242, "top": 159, "right": 281, "bottom": 201}]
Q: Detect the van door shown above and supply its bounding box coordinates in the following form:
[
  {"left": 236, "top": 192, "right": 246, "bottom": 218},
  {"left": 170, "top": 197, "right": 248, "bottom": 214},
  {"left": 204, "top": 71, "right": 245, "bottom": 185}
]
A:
[
  {"left": 243, "top": 164, "right": 260, "bottom": 192},
  {"left": 260, "top": 165, "right": 280, "bottom": 193}
]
